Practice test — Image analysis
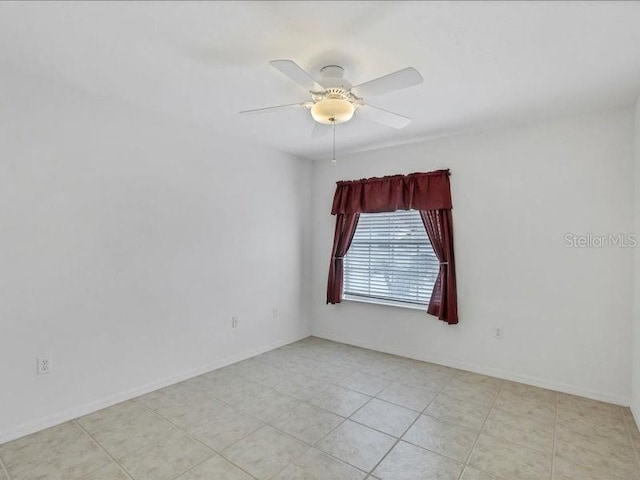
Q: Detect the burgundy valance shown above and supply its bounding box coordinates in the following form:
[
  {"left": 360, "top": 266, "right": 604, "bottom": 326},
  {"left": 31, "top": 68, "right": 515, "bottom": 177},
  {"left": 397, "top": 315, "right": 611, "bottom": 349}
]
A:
[{"left": 331, "top": 170, "right": 452, "bottom": 215}]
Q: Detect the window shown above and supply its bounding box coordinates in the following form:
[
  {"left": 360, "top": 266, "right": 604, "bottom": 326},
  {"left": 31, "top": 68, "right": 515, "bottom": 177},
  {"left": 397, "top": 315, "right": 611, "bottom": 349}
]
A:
[{"left": 343, "top": 210, "right": 439, "bottom": 307}]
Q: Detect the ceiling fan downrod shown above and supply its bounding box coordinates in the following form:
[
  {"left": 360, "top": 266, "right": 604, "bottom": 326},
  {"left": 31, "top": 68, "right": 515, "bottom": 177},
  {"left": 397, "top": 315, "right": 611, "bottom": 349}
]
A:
[{"left": 332, "top": 121, "right": 337, "bottom": 165}]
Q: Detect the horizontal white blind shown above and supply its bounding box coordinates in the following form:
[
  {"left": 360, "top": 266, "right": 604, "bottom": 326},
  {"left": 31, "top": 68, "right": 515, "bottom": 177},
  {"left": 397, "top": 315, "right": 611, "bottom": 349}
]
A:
[{"left": 344, "top": 210, "right": 439, "bottom": 307}]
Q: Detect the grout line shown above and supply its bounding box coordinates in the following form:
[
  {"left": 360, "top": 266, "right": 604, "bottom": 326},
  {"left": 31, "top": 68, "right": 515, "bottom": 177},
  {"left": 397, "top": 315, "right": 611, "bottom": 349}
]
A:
[
  {"left": 186, "top": 356, "right": 367, "bottom": 477},
  {"left": 259, "top": 390, "right": 370, "bottom": 476},
  {"left": 550, "top": 390, "right": 559, "bottom": 480},
  {"left": 621, "top": 407, "right": 640, "bottom": 470},
  {"left": 263, "top": 358, "right": 436, "bottom": 476},
  {"left": 133, "top": 377, "right": 357, "bottom": 480},
  {"left": 72, "top": 420, "right": 136, "bottom": 480},
  {"left": 0, "top": 452, "right": 11, "bottom": 480},
  {"left": 131, "top": 399, "right": 259, "bottom": 480},
  {"left": 363, "top": 371, "right": 452, "bottom": 477},
  {"left": 460, "top": 378, "right": 505, "bottom": 480}
]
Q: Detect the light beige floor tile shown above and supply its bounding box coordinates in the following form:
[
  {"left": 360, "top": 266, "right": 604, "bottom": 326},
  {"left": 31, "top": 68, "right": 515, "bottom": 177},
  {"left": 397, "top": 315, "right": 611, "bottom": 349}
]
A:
[
  {"left": 400, "top": 369, "right": 453, "bottom": 391},
  {"left": 118, "top": 429, "right": 212, "bottom": 480},
  {"left": 557, "top": 393, "right": 623, "bottom": 417},
  {"left": 626, "top": 421, "right": 640, "bottom": 454},
  {"left": 220, "top": 358, "right": 263, "bottom": 378},
  {"left": 0, "top": 422, "right": 111, "bottom": 480},
  {"left": 272, "top": 448, "right": 366, "bottom": 480},
  {"left": 273, "top": 378, "right": 330, "bottom": 401},
  {"left": 554, "top": 427, "right": 639, "bottom": 479},
  {"left": 313, "top": 363, "right": 355, "bottom": 383},
  {"left": 154, "top": 392, "right": 236, "bottom": 428},
  {"left": 492, "top": 391, "right": 556, "bottom": 425},
  {"left": 454, "top": 372, "right": 503, "bottom": 389},
  {"left": 78, "top": 400, "right": 175, "bottom": 458},
  {"left": 316, "top": 420, "right": 395, "bottom": 471},
  {"left": 176, "top": 455, "right": 253, "bottom": 480},
  {"left": 0, "top": 421, "right": 85, "bottom": 462},
  {"left": 425, "top": 392, "right": 490, "bottom": 430},
  {"left": 373, "top": 441, "right": 463, "bottom": 480},
  {"left": 137, "top": 382, "right": 203, "bottom": 411},
  {"left": 196, "top": 374, "right": 250, "bottom": 400},
  {"left": 241, "top": 364, "right": 289, "bottom": 388},
  {"left": 403, "top": 414, "right": 479, "bottom": 463},
  {"left": 553, "top": 456, "right": 631, "bottom": 480},
  {"left": 501, "top": 381, "right": 558, "bottom": 403},
  {"left": 376, "top": 381, "right": 438, "bottom": 412},
  {"left": 218, "top": 381, "right": 266, "bottom": 410},
  {"left": 271, "top": 403, "right": 344, "bottom": 445},
  {"left": 238, "top": 388, "right": 300, "bottom": 422},
  {"left": 360, "top": 361, "right": 409, "bottom": 381},
  {"left": 186, "top": 409, "right": 264, "bottom": 452},
  {"left": 556, "top": 405, "right": 630, "bottom": 446},
  {"left": 460, "top": 466, "right": 502, "bottom": 480},
  {"left": 308, "top": 385, "right": 371, "bottom": 417},
  {"left": 556, "top": 421, "right": 634, "bottom": 457},
  {"left": 439, "top": 380, "right": 498, "bottom": 408},
  {"left": 338, "top": 372, "right": 391, "bottom": 396},
  {"left": 221, "top": 426, "right": 308, "bottom": 480},
  {"left": 483, "top": 408, "right": 554, "bottom": 455},
  {"left": 468, "top": 433, "right": 552, "bottom": 480},
  {"left": 79, "top": 462, "right": 130, "bottom": 480},
  {"left": 409, "top": 363, "right": 457, "bottom": 377},
  {"left": 351, "top": 399, "right": 419, "bottom": 437},
  {"left": 323, "top": 355, "right": 366, "bottom": 372}
]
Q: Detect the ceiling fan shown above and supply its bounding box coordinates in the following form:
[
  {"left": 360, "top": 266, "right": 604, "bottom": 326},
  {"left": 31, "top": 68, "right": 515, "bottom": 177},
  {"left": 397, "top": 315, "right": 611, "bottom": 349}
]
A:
[{"left": 240, "top": 60, "right": 423, "bottom": 137}]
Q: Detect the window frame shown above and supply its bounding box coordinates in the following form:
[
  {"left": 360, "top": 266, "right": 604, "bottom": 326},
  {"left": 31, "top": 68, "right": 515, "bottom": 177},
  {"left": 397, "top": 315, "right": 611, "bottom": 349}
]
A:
[{"left": 341, "top": 209, "right": 438, "bottom": 310}]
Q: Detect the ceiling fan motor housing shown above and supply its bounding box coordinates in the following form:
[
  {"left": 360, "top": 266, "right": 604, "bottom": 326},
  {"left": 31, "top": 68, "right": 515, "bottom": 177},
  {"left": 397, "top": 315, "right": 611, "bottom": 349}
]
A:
[
  {"left": 310, "top": 65, "right": 357, "bottom": 124},
  {"left": 319, "top": 65, "right": 352, "bottom": 88}
]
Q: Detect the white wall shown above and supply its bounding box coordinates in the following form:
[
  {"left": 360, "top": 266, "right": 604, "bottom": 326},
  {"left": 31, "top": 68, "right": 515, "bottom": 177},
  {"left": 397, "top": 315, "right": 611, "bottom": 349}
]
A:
[
  {"left": 632, "top": 98, "right": 640, "bottom": 418},
  {"left": 0, "top": 72, "right": 312, "bottom": 443},
  {"left": 311, "top": 107, "right": 635, "bottom": 405}
]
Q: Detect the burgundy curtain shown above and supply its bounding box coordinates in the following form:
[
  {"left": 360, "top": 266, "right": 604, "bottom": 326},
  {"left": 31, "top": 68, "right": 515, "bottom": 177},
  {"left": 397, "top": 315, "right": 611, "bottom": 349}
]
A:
[
  {"left": 327, "top": 169, "right": 458, "bottom": 324},
  {"left": 420, "top": 210, "right": 458, "bottom": 324},
  {"left": 326, "top": 213, "right": 360, "bottom": 304}
]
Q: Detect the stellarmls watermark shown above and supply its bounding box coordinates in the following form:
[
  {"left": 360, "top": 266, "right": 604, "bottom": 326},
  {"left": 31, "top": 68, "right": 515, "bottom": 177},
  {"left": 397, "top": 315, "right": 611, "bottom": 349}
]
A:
[{"left": 564, "top": 233, "right": 637, "bottom": 248}]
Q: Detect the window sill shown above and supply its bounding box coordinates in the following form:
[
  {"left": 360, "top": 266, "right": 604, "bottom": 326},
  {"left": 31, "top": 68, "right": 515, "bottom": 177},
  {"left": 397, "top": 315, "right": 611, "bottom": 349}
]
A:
[{"left": 342, "top": 294, "right": 426, "bottom": 311}]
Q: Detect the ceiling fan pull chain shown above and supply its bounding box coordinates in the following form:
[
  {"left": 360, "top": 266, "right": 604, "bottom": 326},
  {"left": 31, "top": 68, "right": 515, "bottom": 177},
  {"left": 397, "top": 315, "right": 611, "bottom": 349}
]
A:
[{"left": 332, "top": 121, "right": 337, "bottom": 165}]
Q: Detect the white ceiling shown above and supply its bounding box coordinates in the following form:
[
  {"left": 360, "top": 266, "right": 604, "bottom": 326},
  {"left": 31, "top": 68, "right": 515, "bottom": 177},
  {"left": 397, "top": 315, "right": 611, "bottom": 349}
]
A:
[{"left": 1, "top": 1, "right": 640, "bottom": 159}]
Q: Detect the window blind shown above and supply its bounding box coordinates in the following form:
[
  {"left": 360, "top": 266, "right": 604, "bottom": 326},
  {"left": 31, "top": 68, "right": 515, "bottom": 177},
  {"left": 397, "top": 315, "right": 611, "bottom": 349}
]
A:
[{"left": 344, "top": 210, "right": 439, "bottom": 306}]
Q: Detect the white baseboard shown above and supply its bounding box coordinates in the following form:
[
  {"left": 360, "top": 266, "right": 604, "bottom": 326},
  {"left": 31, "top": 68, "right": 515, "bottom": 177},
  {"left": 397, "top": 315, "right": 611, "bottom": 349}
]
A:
[
  {"left": 313, "top": 332, "right": 630, "bottom": 406},
  {"left": 0, "top": 333, "right": 309, "bottom": 445}
]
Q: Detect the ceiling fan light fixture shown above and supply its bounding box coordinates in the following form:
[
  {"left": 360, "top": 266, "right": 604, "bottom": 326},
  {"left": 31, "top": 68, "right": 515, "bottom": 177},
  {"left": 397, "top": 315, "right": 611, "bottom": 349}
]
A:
[{"left": 311, "top": 97, "right": 355, "bottom": 125}]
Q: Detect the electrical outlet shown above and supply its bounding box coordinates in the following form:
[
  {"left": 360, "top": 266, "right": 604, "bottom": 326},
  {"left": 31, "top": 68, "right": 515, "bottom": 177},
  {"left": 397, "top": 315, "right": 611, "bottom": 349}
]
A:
[
  {"left": 232, "top": 316, "right": 238, "bottom": 328},
  {"left": 272, "top": 308, "right": 278, "bottom": 319},
  {"left": 37, "top": 356, "right": 52, "bottom": 375},
  {"left": 494, "top": 328, "right": 504, "bottom": 340}
]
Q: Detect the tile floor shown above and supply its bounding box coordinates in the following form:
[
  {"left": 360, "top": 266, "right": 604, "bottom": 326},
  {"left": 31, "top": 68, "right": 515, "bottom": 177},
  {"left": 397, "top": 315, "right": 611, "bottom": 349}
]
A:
[{"left": 1, "top": 336, "right": 640, "bottom": 480}]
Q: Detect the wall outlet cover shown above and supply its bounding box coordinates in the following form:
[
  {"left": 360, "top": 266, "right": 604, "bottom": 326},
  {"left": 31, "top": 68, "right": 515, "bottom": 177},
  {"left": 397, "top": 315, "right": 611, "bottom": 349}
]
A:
[{"left": 37, "top": 357, "right": 52, "bottom": 375}]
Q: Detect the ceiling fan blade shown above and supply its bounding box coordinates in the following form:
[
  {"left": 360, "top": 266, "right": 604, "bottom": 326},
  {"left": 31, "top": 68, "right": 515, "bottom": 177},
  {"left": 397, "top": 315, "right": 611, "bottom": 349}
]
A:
[
  {"left": 357, "top": 104, "right": 411, "bottom": 129},
  {"left": 270, "top": 59, "right": 324, "bottom": 92},
  {"left": 353, "top": 67, "right": 423, "bottom": 98},
  {"left": 311, "top": 122, "right": 331, "bottom": 138},
  {"left": 239, "top": 103, "right": 303, "bottom": 115}
]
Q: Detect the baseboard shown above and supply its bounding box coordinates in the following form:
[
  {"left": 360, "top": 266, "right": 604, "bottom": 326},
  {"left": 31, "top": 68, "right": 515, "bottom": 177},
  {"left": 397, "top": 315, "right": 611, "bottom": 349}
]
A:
[
  {"left": 312, "top": 332, "right": 630, "bottom": 406},
  {"left": 0, "top": 333, "right": 310, "bottom": 445}
]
